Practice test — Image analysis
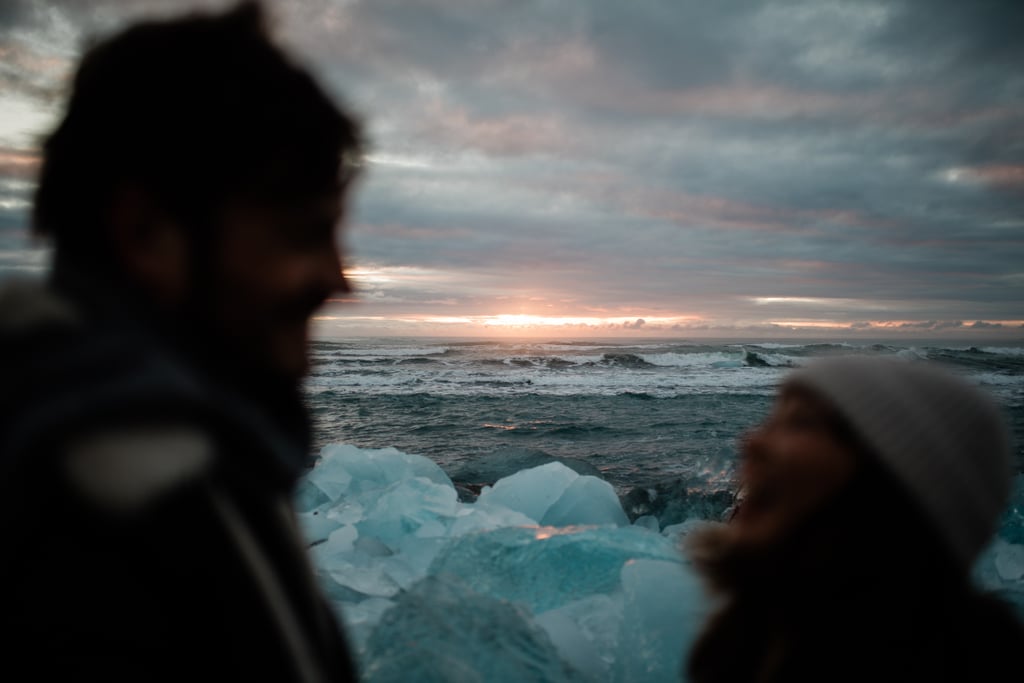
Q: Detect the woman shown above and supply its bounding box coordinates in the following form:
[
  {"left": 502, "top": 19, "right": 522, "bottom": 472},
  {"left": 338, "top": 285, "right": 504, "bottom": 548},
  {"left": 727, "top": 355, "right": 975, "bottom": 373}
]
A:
[{"left": 686, "top": 357, "right": 1023, "bottom": 683}]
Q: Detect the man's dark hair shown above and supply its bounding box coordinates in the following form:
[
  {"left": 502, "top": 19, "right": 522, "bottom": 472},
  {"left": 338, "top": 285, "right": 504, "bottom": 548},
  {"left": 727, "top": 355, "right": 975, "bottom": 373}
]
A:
[{"left": 33, "top": 0, "right": 363, "bottom": 268}]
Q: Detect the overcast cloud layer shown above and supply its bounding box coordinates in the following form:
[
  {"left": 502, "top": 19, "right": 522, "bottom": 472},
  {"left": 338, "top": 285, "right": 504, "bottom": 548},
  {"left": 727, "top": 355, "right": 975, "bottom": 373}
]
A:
[{"left": 1, "top": 0, "right": 1022, "bottom": 339}]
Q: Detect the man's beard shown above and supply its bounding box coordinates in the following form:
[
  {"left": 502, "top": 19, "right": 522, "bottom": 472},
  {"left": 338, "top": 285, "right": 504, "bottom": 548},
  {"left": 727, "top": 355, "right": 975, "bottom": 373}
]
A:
[{"left": 170, "top": 297, "right": 315, "bottom": 458}]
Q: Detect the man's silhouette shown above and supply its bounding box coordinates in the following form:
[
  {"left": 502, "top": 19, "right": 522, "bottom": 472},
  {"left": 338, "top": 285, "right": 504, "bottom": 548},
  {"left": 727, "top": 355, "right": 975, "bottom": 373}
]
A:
[{"left": 0, "top": 2, "right": 361, "bottom": 680}]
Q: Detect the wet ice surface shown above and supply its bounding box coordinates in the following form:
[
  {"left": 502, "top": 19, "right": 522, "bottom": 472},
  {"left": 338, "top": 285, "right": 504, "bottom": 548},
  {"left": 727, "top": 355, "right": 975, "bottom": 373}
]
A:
[
  {"left": 295, "top": 444, "right": 710, "bottom": 682},
  {"left": 297, "top": 443, "right": 1024, "bottom": 681}
]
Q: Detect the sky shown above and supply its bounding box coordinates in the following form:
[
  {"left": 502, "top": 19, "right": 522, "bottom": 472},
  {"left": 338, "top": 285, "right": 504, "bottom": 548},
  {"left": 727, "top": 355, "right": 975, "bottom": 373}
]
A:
[{"left": 1, "top": 0, "right": 1023, "bottom": 340}]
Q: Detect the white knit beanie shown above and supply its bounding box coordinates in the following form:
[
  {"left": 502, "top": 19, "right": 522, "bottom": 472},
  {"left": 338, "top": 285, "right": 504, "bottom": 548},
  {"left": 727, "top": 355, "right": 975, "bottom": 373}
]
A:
[{"left": 784, "top": 357, "right": 1012, "bottom": 569}]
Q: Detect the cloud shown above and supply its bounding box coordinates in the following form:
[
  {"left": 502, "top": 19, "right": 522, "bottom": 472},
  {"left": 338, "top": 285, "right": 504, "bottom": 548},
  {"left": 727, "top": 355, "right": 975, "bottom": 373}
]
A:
[
  {"left": 1, "top": 0, "right": 1022, "bottom": 335},
  {"left": 0, "top": 148, "right": 39, "bottom": 180},
  {"left": 412, "top": 101, "right": 579, "bottom": 158}
]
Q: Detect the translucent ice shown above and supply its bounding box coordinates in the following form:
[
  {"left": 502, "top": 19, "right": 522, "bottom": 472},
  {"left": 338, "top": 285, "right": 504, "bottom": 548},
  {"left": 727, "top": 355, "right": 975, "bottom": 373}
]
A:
[
  {"left": 477, "top": 461, "right": 579, "bottom": 523},
  {"left": 633, "top": 515, "right": 660, "bottom": 532},
  {"left": 296, "top": 448, "right": 353, "bottom": 505},
  {"left": 326, "top": 560, "right": 402, "bottom": 600},
  {"left": 339, "top": 596, "right": 395, "bottom": 656},
  {"left": 449, "top": 500, "right": 537, "bottom": 536},
  {"left": 360, "top": 575, "right": 585, "bottom": 683},
  {"left": 614, "top": 559, "right": 710, "bottom": 683},
  {"left": 535, "top": 594, "right": 623, "bottom": 680},
  {"left": 999, "top": 474, "right": 1024, "bottom": 544},
  {"left": 427, "top": 524, "right": 687, "bottom": 614},
  {"left": 316, "top": 524, "right": 358, "bottom": 561},
  {"left": 356, "top": 476, "right": 458, "bottom": 544},
  {"left": 995, "top": 541, "right": 1024, "bottom": 582},
  {"left": 541, "top": 475, "right": 630, "bottom": 528},
  {"left": 447, "top": 446, "right": 604, "bottom": 485},
  {"left": 296, "top": 443, "right": 711, "bottom": 681},
  {"left": 297, "top": 443, "right": 453, "bottom": 513}
]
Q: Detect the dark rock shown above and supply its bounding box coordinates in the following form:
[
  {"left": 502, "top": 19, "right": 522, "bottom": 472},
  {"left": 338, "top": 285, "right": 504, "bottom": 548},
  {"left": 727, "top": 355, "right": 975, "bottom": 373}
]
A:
[{"left": 619, "top": 477, "right": 736, "bottom": 526}]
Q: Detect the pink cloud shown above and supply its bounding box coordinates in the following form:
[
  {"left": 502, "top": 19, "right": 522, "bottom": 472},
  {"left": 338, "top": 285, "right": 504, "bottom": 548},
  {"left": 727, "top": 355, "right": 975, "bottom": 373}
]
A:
[
  {"left": 415, "top": 101, "right": 577, "bottom": 157},
  {"left": 0, "top": 148, "right": 41, "bottom": 180},
  {"left": 963, "top": 164, "right": 1024, "bottom": 189}
]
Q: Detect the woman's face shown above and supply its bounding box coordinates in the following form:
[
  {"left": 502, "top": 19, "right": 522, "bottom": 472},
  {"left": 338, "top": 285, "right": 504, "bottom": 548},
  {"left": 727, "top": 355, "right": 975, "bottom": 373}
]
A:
[{"left": 730, "top": 387, "right": 860, "bottom": 548}]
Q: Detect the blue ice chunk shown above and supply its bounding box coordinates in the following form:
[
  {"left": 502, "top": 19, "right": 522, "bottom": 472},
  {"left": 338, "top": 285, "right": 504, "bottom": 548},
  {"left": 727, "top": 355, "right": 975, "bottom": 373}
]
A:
[
  {"left": 381, "top": 535, "right": 449, "bottom": 586},
  {"left": 449, "top": 501, "right": 537, "bottom": 536},
  {"left": 356, "top": 476, "right": 458, "bottom": 545},
  {"left": 995, "top": 542, "right": 1024, "bottom": 582},
  {"left": 313, "top": 524, "right": 358, "bottom": 564},
  {"left": 361, "top": 575, "right": 586, "bottom": 683},
  {"left": 535, "top": 594, "right": 623, "bottom": 680},
  {"left": 541, "top": 476, "right": 630, "bottom": 527},
  {"left": 998, "top": 473, "right": 1024, "bottom": 544},
  {"left": 975, "top": 537, "right": 1024, "bottom": 622},
  {"left": 333, "top": 566, "right": 401, "bottom": 600},
  {"left": 298, "top": 448, "right": 354, "bottom": 506},
  {"left": 297, "top": 445, "right": 457, "bottom": 543},
  {"left": 633, "top": 515, "right": 661, "bottom": 532},
  {"left": 614, "top": 559, "right": 709, "bottom": 683},
  {"left": 294, "top": 476, "right": 333, "bottom": 513},
  {"left": 477, "top": 461, "right": 579, "bottom": 523},
  {"left": 427, "top": 525, "right": 685, "bottom": 614},
  {"left": 296, "top": 443, "right": 717, "bottom": 677},
  {"left": 533, "top": 608, "right": 601, "bottom": 679},
  {"left": 338, "top": 597, "right": 395, "bottom": 658},
  {"left": 309, "top": 444, "right": 454, "bottom": 501},
  {"left": 322, "top": 552, "right": 403, "bottom": 600},
  {"left": 323, "top": 499, "right": 366, "bottom": 535},
  {"left": 295, "top": 508, "right": 341, "bottom": 544}
]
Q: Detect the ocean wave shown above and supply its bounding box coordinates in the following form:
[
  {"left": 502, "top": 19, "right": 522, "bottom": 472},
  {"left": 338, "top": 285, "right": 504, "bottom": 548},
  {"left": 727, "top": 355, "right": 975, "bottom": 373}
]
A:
[
  {"left": 980, "top": 347, "right": 1024, "bottom": 357},
  {"left": 305, "top": 339, "right": 1021, "bottom": 401},
  {"left": 495, "top": 356, "right": 579, "bottom": 370},
  {"left": 618, "top": 391, "right": 656, "bottom": 400},
  {"left": 927, "top": 348, "right": 1024, "bottom": 374},
  {"left": 639, "top": 351, "right": 743, "bottom": 368},
  {"left": 748, "top": 341, "right": 856, "bottom": 350},
  {"left": 310, "top": 344, "right": 453, "bottom": 360},
  {"left": 743, "top": 350, "right": 799, "bottom": 368},
  {"left": 896, "top": 348, "right": 929, "bottom": 361},
  {"left": 598, "top": 353, "right": 657, "bottom": 369}
]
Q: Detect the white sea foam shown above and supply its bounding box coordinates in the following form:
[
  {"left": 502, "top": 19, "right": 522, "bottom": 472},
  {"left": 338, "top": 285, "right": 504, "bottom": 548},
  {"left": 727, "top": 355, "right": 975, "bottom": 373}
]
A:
[
  {"left": 743, "top": 342, "right": 812, "bottom": 349},
  {"left": 638, "top": 351, "right": 744, "bottom": 367},
  {"left": 304, "top": 338, "right": 1013, "bottom": 402},
  {"left": 305, "top": 357, "right": 789, "bottom": 398},
  {"left": 896, "top": 347, "right": 928, "bottom": 361}
]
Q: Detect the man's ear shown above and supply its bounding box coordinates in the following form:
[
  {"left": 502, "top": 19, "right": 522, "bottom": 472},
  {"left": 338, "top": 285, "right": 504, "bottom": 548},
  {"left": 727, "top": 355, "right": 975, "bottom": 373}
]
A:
[{"left": 107, "top": 185, "right": 189, "bottom": 307}]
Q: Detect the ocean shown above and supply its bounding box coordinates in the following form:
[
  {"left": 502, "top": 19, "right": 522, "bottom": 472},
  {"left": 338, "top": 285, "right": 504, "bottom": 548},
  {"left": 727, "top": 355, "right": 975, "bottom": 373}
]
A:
[{"left": 304, "top": 337, "right": 1024, "bottom": 507}]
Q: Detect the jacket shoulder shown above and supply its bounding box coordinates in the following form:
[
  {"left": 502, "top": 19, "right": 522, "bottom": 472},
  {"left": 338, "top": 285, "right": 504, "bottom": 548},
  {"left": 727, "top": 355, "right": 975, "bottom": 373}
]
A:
[
  {"left": 0, "top": 278, "right": 79, "bottom": 333},
  {"left": 0, "top": 280, "right": 215, "bottom": 508},
  {"left": 64, "top": 423, "right": 215, "bottom": 511}
]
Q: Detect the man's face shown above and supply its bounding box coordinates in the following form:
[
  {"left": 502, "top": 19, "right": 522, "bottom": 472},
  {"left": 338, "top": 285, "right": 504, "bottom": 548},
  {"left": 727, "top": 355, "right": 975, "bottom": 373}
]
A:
[
  {"left": 729, "top": 387, "right": 859, "bottom": 549},
  {"left": 203, "top": 191, "right": 350, "bottom": 381}
]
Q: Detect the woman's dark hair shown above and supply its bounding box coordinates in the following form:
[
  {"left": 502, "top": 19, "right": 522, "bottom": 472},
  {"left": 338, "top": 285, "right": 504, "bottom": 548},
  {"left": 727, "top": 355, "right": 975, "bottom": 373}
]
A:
[{"left": 33, "top": 0, "right": 364, "bottom": 269}]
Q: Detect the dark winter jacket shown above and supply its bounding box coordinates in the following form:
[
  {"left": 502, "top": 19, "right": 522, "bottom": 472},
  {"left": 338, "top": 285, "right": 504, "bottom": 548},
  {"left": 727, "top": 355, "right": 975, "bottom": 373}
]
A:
[
  {"left": 686, "top": 469, "right": 1024, "bottom": 683},
  {"left": 0, "top": 279, "right": 357, "bottom": 682}
]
